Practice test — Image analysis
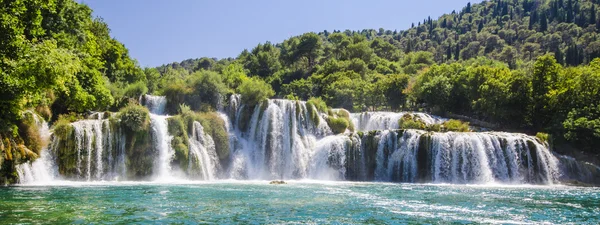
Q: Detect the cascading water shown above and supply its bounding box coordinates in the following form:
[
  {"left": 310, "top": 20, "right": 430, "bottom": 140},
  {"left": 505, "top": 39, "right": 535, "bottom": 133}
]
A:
[
  {"left": 351, "top": 130, "right": 561, "bottom": 184},
  {"left": 16, "top": 112, "right": 56, "bottom": 184},
  {"left": 351, "top": 112, "right": 445, "bottom": 131},
  {"left": 143, "top": 95, "right": 175, "bottom": 181},
  {"left": 228, "top": 99, "right": 333, "bottom": 180},
  {"left": 187, "top": 121, "right": 220, "bottom": 180},
  {"left": 17, "top": 94, "right": 597, "bottom": 185}
]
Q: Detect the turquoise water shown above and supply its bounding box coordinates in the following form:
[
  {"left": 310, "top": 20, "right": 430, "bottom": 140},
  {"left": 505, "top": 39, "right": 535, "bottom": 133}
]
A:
[{"left": 1, "top": 181, "right": 599, "bottom": 224}]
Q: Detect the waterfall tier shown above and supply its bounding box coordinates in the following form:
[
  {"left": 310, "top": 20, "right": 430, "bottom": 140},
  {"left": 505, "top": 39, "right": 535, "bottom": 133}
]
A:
[{"left": 16, "top": 96, "right": 599, "bottom": 185}]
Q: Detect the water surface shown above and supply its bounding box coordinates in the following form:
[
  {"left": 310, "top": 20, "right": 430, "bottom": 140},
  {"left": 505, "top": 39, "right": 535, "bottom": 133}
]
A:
[{"left": 1, "top": 181, "right": 598, "bottom": 224}]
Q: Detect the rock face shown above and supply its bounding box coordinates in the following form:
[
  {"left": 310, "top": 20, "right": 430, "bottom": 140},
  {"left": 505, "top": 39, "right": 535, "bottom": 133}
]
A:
[{"left": 269, "top": 180, "right": 286, "bottom": 184}]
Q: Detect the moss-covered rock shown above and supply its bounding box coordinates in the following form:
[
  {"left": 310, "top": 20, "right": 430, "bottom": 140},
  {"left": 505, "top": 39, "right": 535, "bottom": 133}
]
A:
[
  {"left": 326, "top": 117, "right": 349, "bottom": 134},
  {"left": 326, "top": 109, "right": 354, "bottom": 134},
  {"left": 181, "top": 109, "right": 230, "bottom": 161},
  {"left": 168, "top": 115, "right": 190, "bottom": 171},
  {"left": 53, "top": 117, "right": 73, "bottom": 141},
  {"left": 17, "top": 112, "right": 43, "bottom": 156}
]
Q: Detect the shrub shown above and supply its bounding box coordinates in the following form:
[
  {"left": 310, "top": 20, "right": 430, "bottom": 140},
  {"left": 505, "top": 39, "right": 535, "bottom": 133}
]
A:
[
  {"left": 237, "top": 77, "right": 275, "bottom": 106},
  {"left": 53, "top": 115, "right": 74, "bottom": 140},
  {"left": 118, "top": 104, "right": 150, "bottom": 132},
  {"left": 443, "top": 119, "right": 470, "bottom": 132},
  {"left": 123, "top": 81, "right": 149, "bottom": 99},
  {"left": 327, "top": 117, "right": 349, "bottom": 134},
  {"left": 536, "top": 132, "right": 550, "bottom": 142},
  {"left": 398, "top": 114, "right": 426, "bottom": 130},
  {"left": 188, "top": 71, "right": 228, "bottom": 110},
  {"left": 427, "top": 123, "right": 441, "bottom": 132},
  {"left": 307, "top": 97, "right": 328, "bottom": 113},
  {"left": 163, "top": 83, "right": 191, "bottom": 115}
]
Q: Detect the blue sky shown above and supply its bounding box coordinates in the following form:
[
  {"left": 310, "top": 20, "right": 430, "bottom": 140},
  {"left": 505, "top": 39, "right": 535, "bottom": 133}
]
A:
[{"left": 82, "top": 0, "right": 477, "bottom": 67}]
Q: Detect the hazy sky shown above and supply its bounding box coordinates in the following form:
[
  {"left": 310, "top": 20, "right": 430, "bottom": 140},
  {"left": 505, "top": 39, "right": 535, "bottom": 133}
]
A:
[{"left": 82, "top": 0, "right": 477, "bottom": 67}]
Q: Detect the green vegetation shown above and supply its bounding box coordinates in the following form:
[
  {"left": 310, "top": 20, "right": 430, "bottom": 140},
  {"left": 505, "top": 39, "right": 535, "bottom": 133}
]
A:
[
  {"left": 237, "top": 77, "right": 275, "bottom": 106},
  {"left": 118, "top": 104, "right": 150, "bottom": 132},
  {"left": 52, "top": 117, "right": 73, "bottom": 141},
  {"left": 326, "top": 117, "right": 349, "bottom": 134},
  {"left": 175, "top": 104, "right": 230, "bottom": 161},
  {"left": 442, "top": 120, "right": 471, "bottom": 132},
  {"left": 326, "top": 109, "right": 354, "bottom": 134},
  {"left": 153, "top": 0, "right": 599, "bottom": 155},
  {"left": 398, "top": 114, "right": 427, "bottom": 130}
]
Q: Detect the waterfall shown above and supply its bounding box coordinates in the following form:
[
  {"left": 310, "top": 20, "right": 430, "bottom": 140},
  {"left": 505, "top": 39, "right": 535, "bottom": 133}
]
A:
[
  {"left": 144, "top": 95, "right": 167, "bottom": 115},
  {"left": 17, "top": 94, "right": 598, "bottom": 185},
  {"left": 351, "top": 112, "right": 445, "bottom": 131},
  {"left": 228, "top": 99, "right": 332, "bottom": 180},
  {"left": 68, "top": 113, "right": 121, "bottom": 181},
  {"left": 187, "top": 121, "right": 220, "bottom": 180},
  {"left": 309, "top": 135, "right": 349, "bottom": 180},
  {"left": 365, "top": 130, "right": 561, "bottom": 184},
  {"left": 16, "top": 112, "right": 57, "bottom": 184},
  {"left": 143, "top": 95, "right": 174, "bottom": 180}
]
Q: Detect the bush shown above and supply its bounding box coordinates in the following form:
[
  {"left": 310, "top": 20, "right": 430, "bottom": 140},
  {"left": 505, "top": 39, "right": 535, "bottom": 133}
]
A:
[
  {"left": 307, "top": 97, "right": 328, "bottom": 113},
  {"left": 188, "top": 71, "right": 228, "bottom": 110},
  {"left": 163, "top": 83, "right": 191, "bottom": 115},
  {"left": 118, "top": 104, "right": 150, "bottom": 132},
  {"left": 536, "top": 132, "right": 550, "bottom": 142},
  {"left": 237, "top": 77, "right": 275, "bottom": 106},
  {"left": 443, "top": 119, "right": 470, "bottom": 132},
  {"left": 427, "top": 123, "right": 441, "bottom": 132},
  {"left": 123, "top": 81, "right": 149, "bottom": 99},
  {"left": 52, "top": 116, "right": 73, "bottom": 141},
  {"left": 327, "top": 117, "right": 349, "bottom": 134},
  {"left": 398, "top": 114, "right": 426, "bottom": 130}
]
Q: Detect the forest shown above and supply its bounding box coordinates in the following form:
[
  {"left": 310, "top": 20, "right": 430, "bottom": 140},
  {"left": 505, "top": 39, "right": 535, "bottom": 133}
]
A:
[{"left": 1, "top": 0, "right": 599, "bottom": 182}]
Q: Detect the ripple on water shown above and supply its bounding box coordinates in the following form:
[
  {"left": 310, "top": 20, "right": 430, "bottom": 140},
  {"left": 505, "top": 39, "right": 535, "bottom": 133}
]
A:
[{"left": 1, "top": 181, "right": 599, "bottom": 224}]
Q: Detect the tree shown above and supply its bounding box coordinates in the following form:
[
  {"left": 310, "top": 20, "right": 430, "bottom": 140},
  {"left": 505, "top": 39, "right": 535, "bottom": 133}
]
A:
[
  {"left": 383, "top": 74, "right": 410, "bottom": 111},
  {"left": 237, "top": 77, "right": 275, "bottom": 106},
  {"left": 531, "top": 54, "right": 561, "bottom": 130}
]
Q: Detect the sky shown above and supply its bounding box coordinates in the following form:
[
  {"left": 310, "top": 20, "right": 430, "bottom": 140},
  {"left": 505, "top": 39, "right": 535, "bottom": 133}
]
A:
[{"left": 81, "top": 0, "right": 477, "bottom": 67}]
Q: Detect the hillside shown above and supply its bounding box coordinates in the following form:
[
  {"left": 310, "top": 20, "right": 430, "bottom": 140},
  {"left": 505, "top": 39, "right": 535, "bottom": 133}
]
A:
[{"left": 155, "top": 0, "right": 600, "bottom": 155}]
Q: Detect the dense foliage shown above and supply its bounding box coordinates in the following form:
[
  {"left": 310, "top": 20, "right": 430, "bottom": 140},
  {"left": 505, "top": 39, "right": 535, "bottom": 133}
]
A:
[{"left": 155, "top": 0, "right": 600, "bottom": 154}]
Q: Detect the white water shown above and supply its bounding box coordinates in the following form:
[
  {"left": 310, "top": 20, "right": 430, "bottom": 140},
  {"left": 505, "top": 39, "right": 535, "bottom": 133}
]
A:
[
  {"left": 144, "top": 95, "right": 175, "bottom": 181},
  {"left": 228, "top": 99, "right": 334, "bottom": 180},
  {"left": 351, "top": 112, "right": 446, "bottom": 131},
  {"left": 187, "top": 121, "right": 220, "bottom": 180},
  {"left": 366, "top": 130, "right": 561, "bottom": 184},
  {"left": 16, "top": 112, "right": 56, "bottom": 184},
  {"left": 16, "top": 96, "right": 578, "bottom": 185}
]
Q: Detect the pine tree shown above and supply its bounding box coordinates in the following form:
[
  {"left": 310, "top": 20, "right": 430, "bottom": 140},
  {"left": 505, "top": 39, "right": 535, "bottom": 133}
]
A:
[
  {"left": 591, "top": 5, "right": 597, "bottom": 26},
  {"left": 478, "top": 21, "right": 484, "bottom": 32},
  {"left": 567, "top": 0, "right": 573, "bottom": 23},
  {"left": 454, "top": 44, "right": 460, "bottom": 60},
  {"left": 540, "top": 12, "right": 548, "bottom": 32},
  {"left": 529, "top": 11, "right": 538, "bottom": 30},
  {"left": 466, "top": 2, "right": 471, "bottom": 13}
]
